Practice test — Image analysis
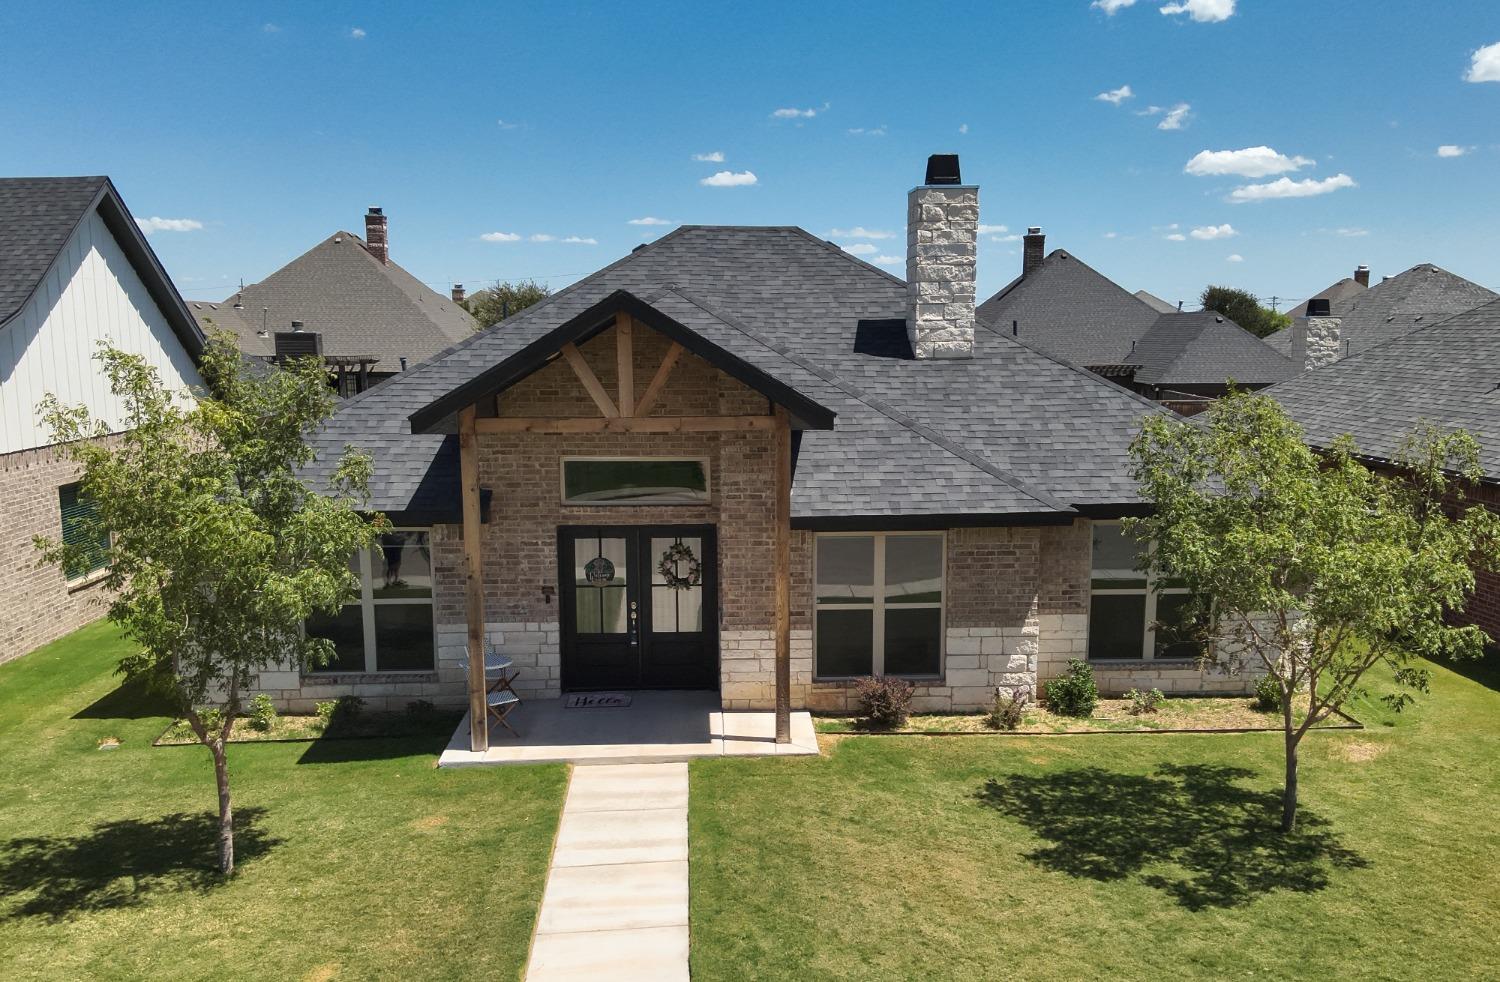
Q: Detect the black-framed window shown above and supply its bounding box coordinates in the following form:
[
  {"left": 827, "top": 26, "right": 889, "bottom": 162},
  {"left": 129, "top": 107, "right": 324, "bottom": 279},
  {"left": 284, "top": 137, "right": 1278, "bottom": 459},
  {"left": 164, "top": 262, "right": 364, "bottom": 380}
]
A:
[
  {"left": 561, "top": 458, "right": 710, "bottom": 505},
  {"left": 307, "top": 529, "right": 435, "bottom": 673},
  {"left": 1087, "top": 522, "right": 1206, "bottom": 661},
  {"left": 58, "top": 483, "right": 109, "bottom": 580},
  {"left": 814, "top": 532, "right": 944, "bottom": 679}
]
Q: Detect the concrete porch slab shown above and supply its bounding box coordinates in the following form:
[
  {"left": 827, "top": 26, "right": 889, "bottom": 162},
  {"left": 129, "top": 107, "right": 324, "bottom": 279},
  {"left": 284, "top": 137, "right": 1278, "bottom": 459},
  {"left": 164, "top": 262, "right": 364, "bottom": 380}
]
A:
[{"left": 436, "top": 689, "right": 819, "bottom": 766}]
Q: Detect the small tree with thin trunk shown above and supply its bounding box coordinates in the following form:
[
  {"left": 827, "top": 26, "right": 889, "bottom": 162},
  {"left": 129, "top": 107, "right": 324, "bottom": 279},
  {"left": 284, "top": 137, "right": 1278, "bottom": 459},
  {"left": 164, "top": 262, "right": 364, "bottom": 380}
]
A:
[
  {"left": 36, "top": 336, "right": 383, "bottom": 873},
  {"left": 1127, "top": 390, "right": 1500, "bottom": 832}
]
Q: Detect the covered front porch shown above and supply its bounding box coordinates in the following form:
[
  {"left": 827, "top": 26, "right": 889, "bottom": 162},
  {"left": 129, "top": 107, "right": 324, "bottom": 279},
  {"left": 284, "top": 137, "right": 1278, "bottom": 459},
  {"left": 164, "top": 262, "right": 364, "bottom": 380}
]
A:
[{"left": 435, "top": 690, "right": 818, "bottom": 766}]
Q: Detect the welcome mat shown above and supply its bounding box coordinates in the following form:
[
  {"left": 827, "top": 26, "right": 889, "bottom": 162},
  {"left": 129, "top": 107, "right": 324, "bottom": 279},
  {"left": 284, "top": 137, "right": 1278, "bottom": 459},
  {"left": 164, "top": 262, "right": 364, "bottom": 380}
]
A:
[{"left": 565, "top": 693, "right": 633, "bottom": 709}]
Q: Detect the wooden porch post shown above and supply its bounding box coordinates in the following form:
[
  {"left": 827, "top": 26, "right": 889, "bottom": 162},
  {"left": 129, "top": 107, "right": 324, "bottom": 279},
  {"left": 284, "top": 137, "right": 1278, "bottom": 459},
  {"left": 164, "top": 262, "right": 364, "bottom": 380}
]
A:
[
  {"left": 774, "top": 405, "right": 792, "bottom": 743},
  {"left": 459, "top": 405, "right": 489, "bottom": 752}
]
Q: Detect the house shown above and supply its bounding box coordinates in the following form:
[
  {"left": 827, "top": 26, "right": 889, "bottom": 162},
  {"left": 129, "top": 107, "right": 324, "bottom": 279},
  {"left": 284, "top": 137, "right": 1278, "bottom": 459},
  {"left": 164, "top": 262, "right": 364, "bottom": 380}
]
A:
[
  {"left": 1281, "top": 264, "right": 1369, "bottom": 320},
  {"left": 1134, "top": 289, "right": 1177, "bottom": 313},
  {"left": 0, "top": 176, "right": 205, "bottom": 662},
  {"left": 255, "top": 155, "right": 1259, "bottom": 751},
  {"left": 1267, "top": 297, "right": 1500, "bottom": 638},
  {"left": 975, "top": 229, "right": 1297, "bottom": 409},
  {"left": 192, "top": 207, "right": 476, "bottom": 395},
  {"left": 1268, "top": 262, "right": 1496, "bottom": 365}
]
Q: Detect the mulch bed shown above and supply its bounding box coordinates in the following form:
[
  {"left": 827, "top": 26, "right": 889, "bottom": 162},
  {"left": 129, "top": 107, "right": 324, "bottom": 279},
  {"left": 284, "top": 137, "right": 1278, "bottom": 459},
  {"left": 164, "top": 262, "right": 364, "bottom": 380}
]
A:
[{"left": 153, "top": 709, "right": 462, "bottom": 746}]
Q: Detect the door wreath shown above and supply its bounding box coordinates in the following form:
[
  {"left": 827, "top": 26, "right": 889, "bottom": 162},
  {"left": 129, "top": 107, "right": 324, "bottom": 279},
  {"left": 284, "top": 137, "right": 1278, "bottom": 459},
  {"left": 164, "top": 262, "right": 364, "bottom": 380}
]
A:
[{"left": 657, "top": 541, "right": 702, "bottom": 590}]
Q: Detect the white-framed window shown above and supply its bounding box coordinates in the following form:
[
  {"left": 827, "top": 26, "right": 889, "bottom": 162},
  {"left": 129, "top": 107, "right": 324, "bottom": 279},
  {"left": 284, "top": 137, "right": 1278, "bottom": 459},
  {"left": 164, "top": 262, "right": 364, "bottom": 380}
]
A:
[
  {"left": 814, "top": 532, "right": 945, "bottom": 680},
  {"left": 560, "top": 457, "right": 711, "bottom": 505},
  {"left": 1087, "top": 521, "right": 1205, "bottom": 662},
  {"left": 306, "top": 528, "right": 435, "bottom": 674}
]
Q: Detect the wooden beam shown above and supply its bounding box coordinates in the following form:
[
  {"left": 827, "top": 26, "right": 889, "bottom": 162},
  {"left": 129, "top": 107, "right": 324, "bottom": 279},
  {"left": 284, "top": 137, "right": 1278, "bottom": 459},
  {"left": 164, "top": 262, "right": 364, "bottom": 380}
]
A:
[
  {"left": 615, "top": 314, "right": 635, "bottom": 416},
  {"left": 459, "top": 405, "right": 489, "bottom": 753},
  {"left": 634, "top": 342, "right": 684, "bottom": 417},
  {"left": 476, "top": 415, "right": 776, "bottom": 434},
  {"left": 773, "top": 405, "right": 792, "bottom": 744},
  {"left": 560, "top": 342, "right": 619, "bottom": 418}
]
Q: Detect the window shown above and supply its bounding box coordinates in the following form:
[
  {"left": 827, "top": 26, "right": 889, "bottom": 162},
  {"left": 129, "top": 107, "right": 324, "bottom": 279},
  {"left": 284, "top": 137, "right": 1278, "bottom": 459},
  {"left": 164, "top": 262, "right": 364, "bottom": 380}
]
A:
[
  {"left": 307, "top": 529, "right": 435, "bottom": 673},
  {"left": 561, "top": 458, "right": 709, "bottom": 505},
  {"left": 1087, "top": 522, "right": 1206, "bottom": 661},
  {"left": 58, "top": 483, "right": 109, "bottom": 580},
  {"left": 814, "top": 533, "right": 944, "bottom": 679}
]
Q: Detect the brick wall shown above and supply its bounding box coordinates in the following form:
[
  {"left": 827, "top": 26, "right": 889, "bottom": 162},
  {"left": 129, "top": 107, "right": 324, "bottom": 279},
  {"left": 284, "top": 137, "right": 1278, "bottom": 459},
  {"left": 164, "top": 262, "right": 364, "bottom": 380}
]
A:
[{"left": 0, "top": 443, "right": 112, "bottom": 663}]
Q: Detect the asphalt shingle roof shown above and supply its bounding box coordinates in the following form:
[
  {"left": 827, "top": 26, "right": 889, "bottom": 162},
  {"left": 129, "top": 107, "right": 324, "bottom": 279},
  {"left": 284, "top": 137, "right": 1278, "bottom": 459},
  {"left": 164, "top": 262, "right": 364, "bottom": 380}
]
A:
[
  {"left": 304, "top": 226, "right": 1173, "bottom": 522},
  {"left": 1330, "top": 264, "right": 1496, "bottom": 356},
  {"left": 1134, "top": 289, "right": 1177, "bottom": 314},
  {"left": 1284, "top": 275, "right": 1367, "bottom": 319},
  {"left": 0, "top": 177, "right": 111, "bottom": 324},
  {"left": 1130, "top": 311, "right": 1298, "bottom": 387},
  {"left": 1267, "top": 297, "right": 1500, "bottom": 479}
]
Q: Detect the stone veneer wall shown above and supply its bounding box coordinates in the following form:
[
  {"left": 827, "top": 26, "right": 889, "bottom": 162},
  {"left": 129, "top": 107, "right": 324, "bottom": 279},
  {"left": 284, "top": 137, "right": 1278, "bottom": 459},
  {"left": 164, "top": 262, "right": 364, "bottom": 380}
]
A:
[
  {"left": 1292, "top": 315, "right": 1343, "bottom": 370},
  {"left": 905, "top": 183, "right": 978, "bottom": 359}
]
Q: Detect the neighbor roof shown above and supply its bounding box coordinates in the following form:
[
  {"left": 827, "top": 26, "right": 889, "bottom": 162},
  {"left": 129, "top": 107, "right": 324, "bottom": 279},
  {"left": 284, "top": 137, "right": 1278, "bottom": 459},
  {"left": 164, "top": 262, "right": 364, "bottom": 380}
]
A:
[
  {"left": 1331, "top": 264, "right": 1495, "bottom": 356},
  {"left": 0, "top": 176, "right": 204, "bottom": 357},
  {"left": 1283, "top": 275, "right": 1367, "bottom": 320},
  {"left": 204, "top": 230, "right": 476, "bottom": 372},
  {"left": 1130, "top": 311, "right": 1298, "bottom": 387},
  {"left": 1133, "top": 289, "right": 1177, "bottom": 314},
  {"left": 1268, "top": 298, "right": 1500, "bottom": 480},
  {"left": 302, "top": 226, "right": 1172, "bottom": 524}
]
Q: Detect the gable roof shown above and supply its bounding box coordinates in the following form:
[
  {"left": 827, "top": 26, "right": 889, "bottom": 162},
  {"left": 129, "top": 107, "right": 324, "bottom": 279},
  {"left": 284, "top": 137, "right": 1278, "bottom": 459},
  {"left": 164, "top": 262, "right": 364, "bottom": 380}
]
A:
[
  {"left": 1284, "top": 275, "right": 1366, "bottom": 319},
  {"left": 1134, "top": 289, "right": 1177, "bottom": 314},
  {"left": 302, "top": 226, "right": 1172, "bottom": 524},
  {"left": 205, "top": 230, "right": 476, "bottom": 371},
  {"left": 0, "top": 176, "right": 204, "bottom": 357},
  {"left": 1331, "top": 264, "right": 1496, "bottom": 356},
  {"left": 1268, "top": 298, "right": 1500, "bottom": 480},
  {"left": 1131, "top": 311, "right": 1298, "bottom": 387}
]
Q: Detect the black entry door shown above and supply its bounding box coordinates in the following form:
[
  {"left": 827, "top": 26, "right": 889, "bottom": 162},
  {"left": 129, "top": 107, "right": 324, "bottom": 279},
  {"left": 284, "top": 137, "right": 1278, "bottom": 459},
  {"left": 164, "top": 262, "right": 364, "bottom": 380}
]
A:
[{"left": 559, "top": 526, "right": 718, "bottom": 691}]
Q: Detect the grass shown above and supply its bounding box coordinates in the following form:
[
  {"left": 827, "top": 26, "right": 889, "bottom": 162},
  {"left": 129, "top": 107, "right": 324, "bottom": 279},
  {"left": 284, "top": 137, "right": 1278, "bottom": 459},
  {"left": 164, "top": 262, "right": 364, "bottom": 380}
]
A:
[
  {"left": 690, "top": 654, "right": 1500, "bottom": 980},
  {"left": 0, "top": 620, "right": 566, "bottom": 981},
  {"left": 154, "top": 707, "right": 463, "bottom": 745}
]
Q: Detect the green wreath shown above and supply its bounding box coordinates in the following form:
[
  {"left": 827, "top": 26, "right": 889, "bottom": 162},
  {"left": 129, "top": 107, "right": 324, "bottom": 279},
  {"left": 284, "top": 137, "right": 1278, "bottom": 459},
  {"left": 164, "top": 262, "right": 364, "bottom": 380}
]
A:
[{"left": 657, "top": 542, "right": 702, "bottom": 590}]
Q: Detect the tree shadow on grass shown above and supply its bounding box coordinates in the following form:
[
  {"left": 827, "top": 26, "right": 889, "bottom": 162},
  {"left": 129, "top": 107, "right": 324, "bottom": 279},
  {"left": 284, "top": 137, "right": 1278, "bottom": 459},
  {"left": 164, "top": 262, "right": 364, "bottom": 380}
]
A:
[
  {"left": 0, "top": 807, "right": 280, "bottom": 921},
  {"left": 296, "top": 729, "right": 454, "bottom": 765},
  {"left": 72, "top": 673, "right": 175, "bottom": 720},
  {"left": 976, "top": 764, "right": 1368, "bottom": 910}
]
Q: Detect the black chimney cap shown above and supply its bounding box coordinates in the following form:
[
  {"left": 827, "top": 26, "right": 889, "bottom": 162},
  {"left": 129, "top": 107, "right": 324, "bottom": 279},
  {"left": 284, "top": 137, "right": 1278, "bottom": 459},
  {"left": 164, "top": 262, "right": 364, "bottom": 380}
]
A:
[
  {"left": 924, "top": 154, "right": 962, "bottom": 185},
  {"left": 1306, "top": 298, "right": 1332, "bottom": 317},
  {"left": 367, "top": 206, "right": 383, "bottom": 216}
]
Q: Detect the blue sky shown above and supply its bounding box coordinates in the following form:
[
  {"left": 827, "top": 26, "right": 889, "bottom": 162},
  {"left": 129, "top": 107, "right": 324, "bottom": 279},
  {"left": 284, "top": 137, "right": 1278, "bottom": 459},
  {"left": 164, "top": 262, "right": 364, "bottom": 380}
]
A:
[{"left": 3, "top": 1, "right": 1496, "bottom": 308}]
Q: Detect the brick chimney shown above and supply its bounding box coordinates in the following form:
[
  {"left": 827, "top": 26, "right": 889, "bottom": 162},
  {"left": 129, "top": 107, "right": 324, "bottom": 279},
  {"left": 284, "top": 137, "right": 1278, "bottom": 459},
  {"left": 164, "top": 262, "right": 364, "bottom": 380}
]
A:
[
  {"left": 1354, "top": 264, "right": 1370, "bottom": 287},
  {"left": 451, "top": 283, "right": 466, "bottom": 304},
  {"left": 1291, "top": 297, "right": 1342, "bottom": 370},
  {"left": 363, "top": 207, "right": 389, "bottom": 264},
  {"left": 906, "top": 154, "right": 977, "bottom": 359},
  {"left": 1023, "top": 227, "right": 1046, "bottom": 277}
]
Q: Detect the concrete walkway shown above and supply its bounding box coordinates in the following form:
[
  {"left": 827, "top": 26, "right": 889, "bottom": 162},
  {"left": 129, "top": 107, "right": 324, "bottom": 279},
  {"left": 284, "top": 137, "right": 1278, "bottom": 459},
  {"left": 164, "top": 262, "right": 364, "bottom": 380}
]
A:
[{"left": 525, "top": 762, "right": 691, "bottom": 981}]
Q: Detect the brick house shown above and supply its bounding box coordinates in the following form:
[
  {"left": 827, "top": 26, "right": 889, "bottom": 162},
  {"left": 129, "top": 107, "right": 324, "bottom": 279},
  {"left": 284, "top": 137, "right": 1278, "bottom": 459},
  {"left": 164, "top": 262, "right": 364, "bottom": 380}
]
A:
[
  {"left": 260, "top": 155, "right": 1257, "bottom": 750},
  {"left": 0, "top": 177, "right": 205, "bottom": 663}
]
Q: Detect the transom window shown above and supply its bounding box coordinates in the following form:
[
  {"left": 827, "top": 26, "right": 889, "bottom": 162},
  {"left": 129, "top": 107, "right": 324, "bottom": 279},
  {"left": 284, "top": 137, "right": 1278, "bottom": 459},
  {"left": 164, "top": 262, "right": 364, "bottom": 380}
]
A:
[
  {"left": 561, "top": 458, "right": 710, "bottom": 505},
  {"left": 306, "top": 529, "right": 435, "bottom": 673},
  {"left": 814, "top": 532, "right": 944, "bottom": 679},
  {"left": 1087, "top": 522, "right": 1205, "bottom": 662}
]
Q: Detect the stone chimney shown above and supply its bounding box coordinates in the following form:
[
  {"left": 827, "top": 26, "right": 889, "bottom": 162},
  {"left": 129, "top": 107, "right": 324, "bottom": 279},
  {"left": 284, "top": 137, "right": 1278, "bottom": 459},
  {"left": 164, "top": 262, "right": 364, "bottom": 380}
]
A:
[
  {"left": 1291, "top": 297, "right": 1342, "bottom": 370},
  {"left": 363, "top": 207, "right": 389, "bottom": 264},
  {"left": 906, "top": 154, "right": 977, "bottom": 359},
  {"left": 1023, "top": 227, "right": 1046, "bottom": 278},
  {"left": 1354, "top": 264, "right": 1370, "bottom": 287},
  {"left": 451, "top": 283, "right": 466, "bottom": 304}
]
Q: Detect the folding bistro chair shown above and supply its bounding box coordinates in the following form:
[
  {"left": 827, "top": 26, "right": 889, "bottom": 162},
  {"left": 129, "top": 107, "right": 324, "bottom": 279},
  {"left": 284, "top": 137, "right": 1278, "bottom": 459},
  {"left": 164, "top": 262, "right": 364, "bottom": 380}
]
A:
[{"left": 458, "top": 640, "right": 523, "bottom": 738}]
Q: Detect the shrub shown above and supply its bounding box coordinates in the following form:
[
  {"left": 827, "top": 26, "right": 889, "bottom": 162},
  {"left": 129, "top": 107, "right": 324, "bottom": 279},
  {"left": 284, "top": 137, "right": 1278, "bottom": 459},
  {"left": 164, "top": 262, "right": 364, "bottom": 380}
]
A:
[
  {"left": 986, "top": 689, "right": 1026, "bottom": 731},
  {"left": 1253, "top": 673, "right": 1284, "bottom": 713},
  {"left": 854, "top": 675, "right": 914, "bottom": 729},
  {"left": 315, "top": 695, "right": 365, "bottom": 731},
  {"left": 247, "top": 693, "right": 277, "bottom": 732},
  {"left": 1126, "top": 687, "right": 1165, "bottom": 716},
  {"left": 405, "top": 699, "right": 439, "bottom": 726},
  {"left": 1044, "top": 660, "right": 1099, "bottom": 718}
]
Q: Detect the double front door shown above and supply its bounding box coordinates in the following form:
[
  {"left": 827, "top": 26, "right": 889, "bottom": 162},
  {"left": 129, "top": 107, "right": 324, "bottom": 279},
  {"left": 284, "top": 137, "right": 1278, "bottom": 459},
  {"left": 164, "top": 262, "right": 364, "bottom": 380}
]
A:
[{"left": 559, "top": 525, "right": 719, "bottom": 690}]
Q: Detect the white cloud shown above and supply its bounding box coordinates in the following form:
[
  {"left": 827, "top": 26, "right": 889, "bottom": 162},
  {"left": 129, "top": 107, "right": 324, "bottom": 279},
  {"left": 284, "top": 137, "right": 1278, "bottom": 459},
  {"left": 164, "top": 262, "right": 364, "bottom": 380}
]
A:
[
  {"left": 1229, "top": 173, "right": 1357, "bottom": 202},
  {"left": 262, "top": 22, "right": 280, "bottom": 33},
  {"left": 958, "top": 123, "right": 969, "bottom": 134},
  {"left": 136, "top": 217, "right": 203, "bottom": 234},
  {"left": 349, "top": 27, "right": 366, "bottom": 39},
  {"left": 480, "top": 232, "right": 520, "bottom": 242},
  {"left": 1095, "top": 85, "right": 1134, "bottom": 105},
  {"left": 1165, "top": 233, "right": 1187, "bottom": 241},
  {"left": 990, "top": 234, "right": 1022, "bottom": 243},
  {"left": 847, "top": 126, "right": 887, "bottom": 136},
  {"left": 700, "top": 170, "right": 758, "bottom": 187},
  {"left": 1185, "top": 146, "right": 1314, "bottom": 177},
  {"left": 1160, "top": 0, "right": 1235, "bottom": 22},
  {"left": 1157, "top": 103, "right": 1192, "bottom": 130},
  {"left": 841, "top": 243, "right": 878, "bottom": 256},
  {"left": 827, "top": 226, "right": 893, "bottom": 240},
  {"left": 977, "top": 224, "right": 1009, "bottom": 235},
  {"left": 562, "top": 236, "right": 597, "bottom": 245},
  {"left": 1137, "top": 105, "right": 1163, "bottom": 116},
  {"left": 1436, "top": 144, "right": 1469, "bottom": 158},
  {"left": 628, "top": 216, "right": 673, "bottom": 226},
  {"left": 1334, "top": 227, "right": 1370, "bottom": 237},
  {"left": 1092, "top": 0, "right": 1140, "bottom": 13},
  {"left": 1189, "top": 223, "right": 1238, "bottom": 240},
  {"left": 1465, "top": 41, "right": 1500, "bottom": 82},
  {"left": 692, "top": 151, "right": 725, "bottom": 162},
  {"left": 529, "top": 233, "right": 556, "bottom": 242},
  {"left": 873, "top": 255, "right": 903, "bottom": 266},
  {"left": 496, "top": 119, "right": 519, "bottom": 130},
  {"left": 1226, "top": 253, "right": 1244, "bottom": 262},
  {"left": 1103, "top": 231, "right": 1119, "bottom": 239},
  {"left": 771, "top": 103, "right": 827, "bottom": 119}
]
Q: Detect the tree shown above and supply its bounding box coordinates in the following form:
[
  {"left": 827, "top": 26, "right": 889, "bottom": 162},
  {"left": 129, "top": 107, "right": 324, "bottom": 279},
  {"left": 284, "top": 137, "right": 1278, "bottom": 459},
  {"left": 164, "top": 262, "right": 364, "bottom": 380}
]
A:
[
  {"left": 1200, "top": 285, "right": 1291, "bottom": 338},
  {"left": 462, "top": 278, "right": 551, "bottom": 329},
  {"left": 1127, "top": 390, "right": 1500, "bottom": 832},
  {"left": 35, "top": 336, "right": 383, "bottom": 873}
]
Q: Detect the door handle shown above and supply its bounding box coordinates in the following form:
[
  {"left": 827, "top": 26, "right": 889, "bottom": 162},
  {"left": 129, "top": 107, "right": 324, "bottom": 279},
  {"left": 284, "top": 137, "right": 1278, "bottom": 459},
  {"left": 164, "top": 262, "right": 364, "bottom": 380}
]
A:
[{"left": 628, "top": 601, "right": 639, "bottom": 646}]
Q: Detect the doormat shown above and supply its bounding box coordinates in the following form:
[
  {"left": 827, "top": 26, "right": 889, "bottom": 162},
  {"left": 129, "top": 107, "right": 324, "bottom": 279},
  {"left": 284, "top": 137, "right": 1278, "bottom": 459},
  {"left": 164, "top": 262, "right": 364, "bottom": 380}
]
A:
[{"left": 565, "top": 693, "right": 633, "bottom": 709}]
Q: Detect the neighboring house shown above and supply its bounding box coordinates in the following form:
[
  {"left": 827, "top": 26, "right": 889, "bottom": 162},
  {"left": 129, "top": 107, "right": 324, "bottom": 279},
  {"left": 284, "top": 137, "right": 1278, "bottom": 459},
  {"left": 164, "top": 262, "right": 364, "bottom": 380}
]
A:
[
  {"left": 256, "top": 156, "right": 1260, "bottom": 751},
  {"left": 1133, "top": 289, "right": 1177, "bottom": 314},
  {"left": 1268, "top": 297, "right": 1500, "bottom": 638},
  {"left": 193, "top": 207, "right": 475, "bottom": 395},
  {"left": 1281, "top": 264, "right": 1369, "bottom": 320},
  {"left": 0, "top": 176, "right": 204, "bottom": 662},
  {"left": 1268, "top": 262, "right": 1496, "bottom": 364},
  {"left": 975, "top": 230, "right": 1296, "bottom": 409}
]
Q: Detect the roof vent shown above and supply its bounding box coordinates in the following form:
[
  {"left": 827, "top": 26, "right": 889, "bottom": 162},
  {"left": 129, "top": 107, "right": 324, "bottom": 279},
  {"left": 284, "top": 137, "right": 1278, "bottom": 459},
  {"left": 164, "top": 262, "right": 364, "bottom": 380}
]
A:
[
  {"left": 923, "top": 154, "right": 962, "bottom": 185},
  {"left": 1306, "top": 298, "right": 1332, "bottom": 317},
  {"left": 290, "top": 320, "right": 305, "bottom": 332}
]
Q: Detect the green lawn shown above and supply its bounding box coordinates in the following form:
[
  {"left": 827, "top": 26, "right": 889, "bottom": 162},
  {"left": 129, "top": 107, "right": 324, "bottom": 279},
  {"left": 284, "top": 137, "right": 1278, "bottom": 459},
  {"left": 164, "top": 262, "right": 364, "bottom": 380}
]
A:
[
  {"left": 690, "top": 657, "right": 1500, "bottom": 981},
  {"left": 0, "top": 621, "right": 566, "bottom": 981}
]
